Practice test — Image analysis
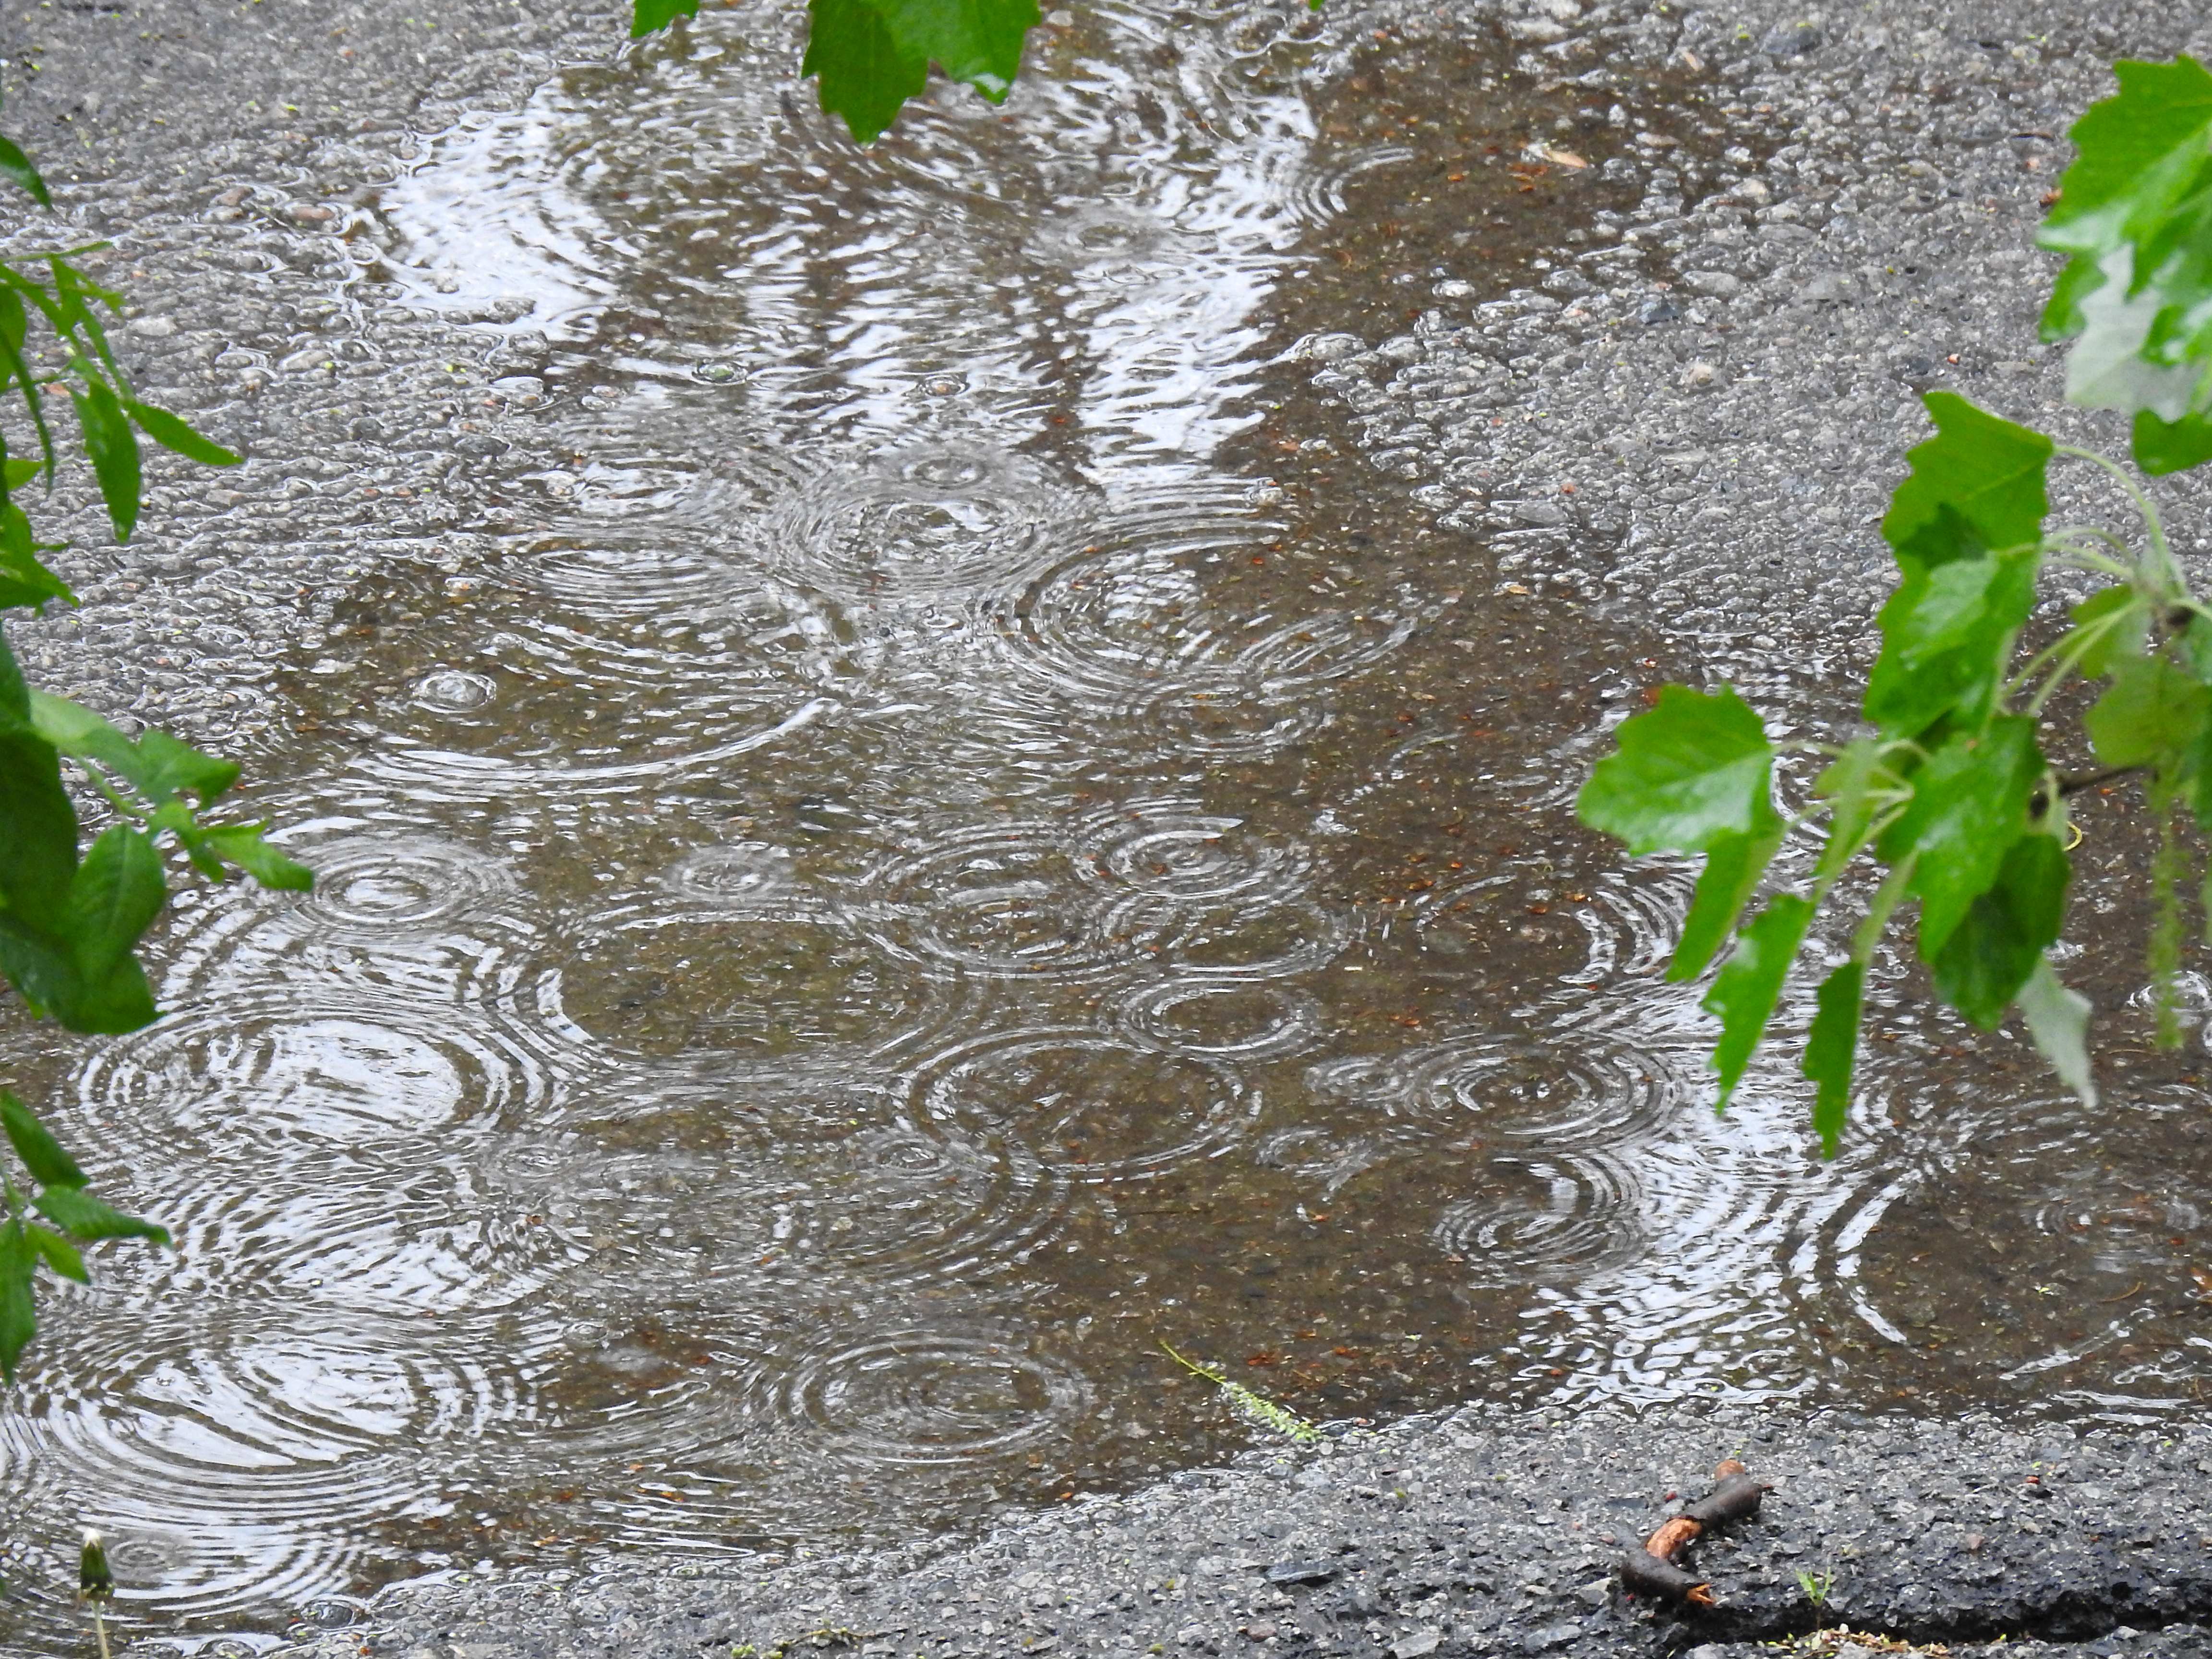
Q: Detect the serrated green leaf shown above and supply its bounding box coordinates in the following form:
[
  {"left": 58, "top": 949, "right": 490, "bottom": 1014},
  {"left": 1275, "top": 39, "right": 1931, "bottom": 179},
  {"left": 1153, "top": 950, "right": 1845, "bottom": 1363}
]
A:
[
  {"left": 69, "top": 379, "right": 140, "bottom": 543},
  {"left": 1703, "top": 894, "right": 1814, "bottom": 1110},
  {"left": 193, "top": 823, "right": 313, "bottom": 890},
  {"left": 2134, "top": 407, "right": 2212, "bottom": 474},
  {"left": 2070, "top": 584, "right": 2150, "bottom": 679},
  {"left": 32, "top": 1185, "right": 168, "bottom": 1245},
  {"left": 66, "top": 825, "right": 164, "bottom": 985},
  {"left": 804, "top": 0, "right": 930, "bottom": 144},
  {"left": 0, "top": 133, "right": 49, "bottom": 210},
  {"left": 1576, "top": 684, "right": 1773, "bottom": 856},
  {"left": 1669, "top": 817, "right": 1783, "bottom": 982},
  {"left": 1803, "top": 962, "right": 1863, "bottom": 1158},
  {"left": 1864, "top": 537, "right": 2040, "bottom": 739},
  {"left": 2039, "top": 57, "right": 2212, "bottom": 340},
  {"left": 871, "top": 0, "right": 1038, "bottom": 101},
  {"left": 25, "top": 1225, "right": 85, "bottom": 1284},
  {"left": 0, "top": 1221, "right": 32, "bottom": 1381},
  {"left": 801, "top": 0, "right": 1037, "bottom": 142},
  {"left": 1881, "top": 394, "right": 2054, "bottom": 567},
  {"left": 630, "top": 0, "right": 699, "bottom": 33},
  {"left": 2086, "top": 653, "right": 2212, "bottom": 768},
  {"left": 121, "top": 400, "right": 240, "bottom": 468},
  {"left": 2017, "top": 956, "right": 2097, "bottom": 1106},
  {"left": 0, "top": 1092, "right": 85, "bottom": 1190},
  {"left": 1929, "top": 832, "right": 2071, "bottom": 1029},
  {"left": 1877, "top": 715, "right": 2044, "bottom": 959}
]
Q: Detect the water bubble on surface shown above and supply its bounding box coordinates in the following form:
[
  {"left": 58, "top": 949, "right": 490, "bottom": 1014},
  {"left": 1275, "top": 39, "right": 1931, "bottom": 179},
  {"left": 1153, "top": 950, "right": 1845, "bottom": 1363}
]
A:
[
  {"left": 661, "top": 842, "right": 798, "bottom": 909},
  {"left": 411, "top": 669, "right": 498, "bottom": 713}
]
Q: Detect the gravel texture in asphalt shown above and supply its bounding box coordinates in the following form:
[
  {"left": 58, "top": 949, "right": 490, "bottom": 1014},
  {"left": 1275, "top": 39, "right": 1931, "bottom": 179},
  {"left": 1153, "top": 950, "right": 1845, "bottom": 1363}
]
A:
[
  {"left": 8, "top": 0, "right": 2212, "bottom": 1653},
  {"left": 268, "top": 1405, "right": 2212, "bottom": 1658}
]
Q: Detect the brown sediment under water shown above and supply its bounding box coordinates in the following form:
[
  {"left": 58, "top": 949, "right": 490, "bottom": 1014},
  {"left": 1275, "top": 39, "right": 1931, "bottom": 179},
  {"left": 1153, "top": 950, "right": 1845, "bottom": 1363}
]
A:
[{"left": 5, "top": 2, "right": 2211, "bottom": 1651}]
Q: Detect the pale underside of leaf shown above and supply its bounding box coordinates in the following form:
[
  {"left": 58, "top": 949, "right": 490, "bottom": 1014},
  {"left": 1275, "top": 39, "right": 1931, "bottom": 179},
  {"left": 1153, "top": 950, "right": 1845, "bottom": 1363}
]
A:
[
  {"left": 2016, "top": 957, "right": 2097, "bottom": 1106},
  {"left": 2065, "top": 247, "right": 2211, "bottom": 420}
]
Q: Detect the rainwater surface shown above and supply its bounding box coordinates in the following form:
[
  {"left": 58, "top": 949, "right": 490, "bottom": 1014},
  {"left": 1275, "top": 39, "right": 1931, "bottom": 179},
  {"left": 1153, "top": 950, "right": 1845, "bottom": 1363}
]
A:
[{"left": 6, "top": 2, "right": 2212, "bottom": 1651}]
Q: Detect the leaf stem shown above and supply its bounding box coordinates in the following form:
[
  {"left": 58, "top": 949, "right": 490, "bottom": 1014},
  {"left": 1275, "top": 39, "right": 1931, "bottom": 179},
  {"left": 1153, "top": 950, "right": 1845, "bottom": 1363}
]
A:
[{"left": 2055, "top": 445, "right": 2185, "bottom": 598}]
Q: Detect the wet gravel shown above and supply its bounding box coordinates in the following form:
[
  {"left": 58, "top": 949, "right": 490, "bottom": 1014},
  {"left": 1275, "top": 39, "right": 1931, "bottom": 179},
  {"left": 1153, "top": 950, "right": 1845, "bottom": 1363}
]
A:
[
  {"left": 9, "top": 0, "right": 2212, "bottom": 1651},
  {"left": 268, "top": 1404, "right": 2212, "bottom": 1657}
]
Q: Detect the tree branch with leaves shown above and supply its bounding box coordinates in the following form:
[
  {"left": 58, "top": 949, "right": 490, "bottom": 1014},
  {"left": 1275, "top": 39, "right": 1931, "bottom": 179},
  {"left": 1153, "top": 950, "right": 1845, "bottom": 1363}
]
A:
[
  {"left": 1579, "top": 56, "right": 2212, "bottom": 1152},
  {"left": 0, "top": 96, "right": 312, "bottom": 1378}
]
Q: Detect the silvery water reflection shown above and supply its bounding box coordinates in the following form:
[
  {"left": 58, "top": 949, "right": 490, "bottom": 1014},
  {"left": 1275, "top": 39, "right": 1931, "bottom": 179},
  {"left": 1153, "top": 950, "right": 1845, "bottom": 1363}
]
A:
[{"left": 12, "top": 1, "right": 2212, "bottom": 1652}]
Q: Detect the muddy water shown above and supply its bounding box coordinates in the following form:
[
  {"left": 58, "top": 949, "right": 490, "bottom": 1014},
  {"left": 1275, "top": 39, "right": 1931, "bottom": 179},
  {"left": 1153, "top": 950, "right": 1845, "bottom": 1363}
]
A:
[{"left": 8, "top": 2, "right": 2212, "bottom": 1651}]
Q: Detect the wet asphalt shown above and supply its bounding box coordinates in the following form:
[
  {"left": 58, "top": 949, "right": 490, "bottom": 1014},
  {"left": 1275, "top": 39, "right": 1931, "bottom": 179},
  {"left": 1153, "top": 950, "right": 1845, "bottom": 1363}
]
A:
[{"left": 7, "top": 0, "right": 2212, "bottom": 1652}]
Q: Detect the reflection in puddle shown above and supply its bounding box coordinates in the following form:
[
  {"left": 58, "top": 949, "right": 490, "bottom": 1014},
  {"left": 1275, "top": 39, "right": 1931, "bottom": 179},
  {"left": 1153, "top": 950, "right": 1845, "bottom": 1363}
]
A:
[{"left": 10, "top": 2, "right": 2207, "bottom": 1652}]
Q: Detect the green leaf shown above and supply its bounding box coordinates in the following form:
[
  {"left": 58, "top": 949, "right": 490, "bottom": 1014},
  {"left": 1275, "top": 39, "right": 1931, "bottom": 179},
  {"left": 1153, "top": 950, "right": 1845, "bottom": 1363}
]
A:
[
  {"left": 134, "top": 728, "right": 240, "bottom": 803},
  {"left": 871, "top": 0, "right": 1037, "bottom": 101},
  {"left": 2039, "top": 57, "right": 2212, "bottom": 343},
  {"left": 0, "top": 457, "right": 36, "bottom": 492},
  {"left": 2086, "top": 653, "right": 2212, "bottom": 768},
  {"left": 1877, "top": 715, "right": 2044, "bottom": 959},
  {"left": 1576, "top": 684, "right": 1774, "bottom": 856},
  {"left": 2016, "top": 956, "right": 2097, "bottom": 1106},
  {"left": 1702, "top": 894, "right": 1814, "bottom": 1110},
  {"left": 1803, "top": 962, "right": 1863, "bottom": 1158},
  {"left": 1863, "top": 537, "right": 2041, "bottom": 738},
  {"left": 0, "top": 133, "right": 49, "bottom": 210},
  {"left": 1880, "top": 393, "right": 2054, "bottom": 566},
  {"left": 804, "top": 0, "right": 929, "bottom": 144},
  {"left": 57, "top": 955, "right": 155, "bottom": 1036},
  {"left": 121, "top": 401, "right": 240, "bottom": 468},
  {"left": 801, "top": 0, "right": 1038, "bottom": 142},
  {"left": 630, "top": 0, "right": 699, "bottom": 32},
  {"left": 2060, "top": 247, "right": 2211, "bottom": 416},
  {"left": 1669, "top": 818, "right": 1783, "bottom": 982},
  {"left": 2069, "top": 584, "right": 2150, "bottom": 679},
  {"left": 0, "top": 1092, "right": 86, "bottom": 1190},
  {"left": 0, "top": 724, "right": 81, "bottom": 937},
  {"left": 25, "top": 1225, "right": 85, "bottom": 1284},
  {"left": 193, "top": 823, "right": 313, "bottom": 890},
  {"left": 0, "top": 1221, "right": 32, "bottom": 1381},
  {"left": 1928, "top": 832, "right": 2071, "bottom": 1029},
  {"left": 28, "top": 692, "right": 240, "bottom": 804},
  {"left": 69, "top": 379, "right": 140, "bottom": 543},
  {"left": 66, "top": 825, "right": 165, "bottom": 985},
  {"left": 2134, "top": 408, "right": 2212, "bottom": 474},
  {"left": 0, "top": 499, "right": 74, "bottom": 612},
  {"left": 33, "top": 1185, "right": 168, "bottom": 1245}
]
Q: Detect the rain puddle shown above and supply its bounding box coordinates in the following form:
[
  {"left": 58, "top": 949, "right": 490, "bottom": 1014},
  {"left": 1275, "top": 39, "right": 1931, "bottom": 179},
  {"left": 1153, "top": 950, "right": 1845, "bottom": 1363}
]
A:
[{"left": 5, "top": 1, "right": 2212, "bottom": 1651}]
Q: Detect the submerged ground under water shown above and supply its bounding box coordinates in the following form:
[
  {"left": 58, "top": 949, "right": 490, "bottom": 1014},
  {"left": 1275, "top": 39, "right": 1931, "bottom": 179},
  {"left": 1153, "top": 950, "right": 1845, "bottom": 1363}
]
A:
[{"left": 5, "top": 0, "right": 2212, "bottom": 1650}]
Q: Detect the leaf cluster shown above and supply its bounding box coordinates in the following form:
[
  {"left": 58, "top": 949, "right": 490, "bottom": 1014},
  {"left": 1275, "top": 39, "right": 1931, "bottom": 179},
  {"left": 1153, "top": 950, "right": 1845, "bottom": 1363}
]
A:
[
  {"left": 1579, "top": 57, "right": 2212, "bottom": 1152},
  {"left": 0, "top": 104, "right": 310, "bottom": 1377},
  {"left": 0, "top": 1092, "right": 164, "bottom": 1380},
  {"left": 633, "top": 0, "right": 1040, "bottom": 143}
]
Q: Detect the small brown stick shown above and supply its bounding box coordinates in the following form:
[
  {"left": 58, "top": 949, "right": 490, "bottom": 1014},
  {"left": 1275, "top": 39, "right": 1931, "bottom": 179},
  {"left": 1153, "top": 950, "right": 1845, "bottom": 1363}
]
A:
[{"left": 1617, "top": 1459, "right": 1770, "bottom": 1609}]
